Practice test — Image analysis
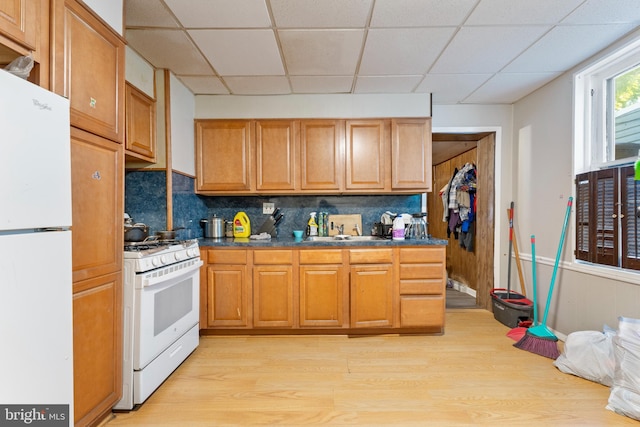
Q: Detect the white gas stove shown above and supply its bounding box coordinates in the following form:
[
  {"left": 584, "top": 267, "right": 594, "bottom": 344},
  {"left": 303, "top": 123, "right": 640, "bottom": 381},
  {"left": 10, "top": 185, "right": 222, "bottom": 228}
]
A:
[
  {"left": 124, "top": 238, "right": 200, "bottom": 273},
  {"left": 116, "top": 238, "right": 202, "bottom": 410}
]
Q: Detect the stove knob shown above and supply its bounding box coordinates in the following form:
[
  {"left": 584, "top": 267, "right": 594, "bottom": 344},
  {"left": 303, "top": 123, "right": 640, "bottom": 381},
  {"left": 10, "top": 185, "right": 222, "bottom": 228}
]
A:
[
  {"left": 160, "top": 255, "right": 168, "bottom": 264},
  {"left": 174, "top": 251, "right": 183, "bottom": 261},
  {"left": 152, "top": 257, "right": 160, "bottom": 267},
  {"left": 188, "top": 248, "right": 198, "bottom": 257}
]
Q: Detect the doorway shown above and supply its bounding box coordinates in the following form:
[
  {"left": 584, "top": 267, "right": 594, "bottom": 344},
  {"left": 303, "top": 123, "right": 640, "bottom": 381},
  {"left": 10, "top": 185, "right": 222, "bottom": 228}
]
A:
[{"left": 429, "top": 132, "right": 496, "bottom": 311}]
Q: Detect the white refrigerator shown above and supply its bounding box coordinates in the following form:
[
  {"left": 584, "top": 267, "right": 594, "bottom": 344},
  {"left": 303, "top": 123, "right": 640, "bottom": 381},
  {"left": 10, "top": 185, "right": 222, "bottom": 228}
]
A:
[{"left": 0, "top": 69, "right": 74, "bottom": 426}]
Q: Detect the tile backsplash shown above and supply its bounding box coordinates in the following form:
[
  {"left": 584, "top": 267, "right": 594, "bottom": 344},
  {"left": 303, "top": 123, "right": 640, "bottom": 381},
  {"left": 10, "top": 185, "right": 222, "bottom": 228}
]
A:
[{"left": 125, "top": 171, "right": 426, "bottom": 240}]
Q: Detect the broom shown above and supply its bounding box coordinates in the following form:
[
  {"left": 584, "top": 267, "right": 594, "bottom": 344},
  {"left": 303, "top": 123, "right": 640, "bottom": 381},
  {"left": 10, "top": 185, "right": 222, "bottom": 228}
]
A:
[
  {"left": 514, "top": 197, "right": 572, "bottom": 359},
  {"left": 505, "top": 234, "right": 535, "bottom": 342}
]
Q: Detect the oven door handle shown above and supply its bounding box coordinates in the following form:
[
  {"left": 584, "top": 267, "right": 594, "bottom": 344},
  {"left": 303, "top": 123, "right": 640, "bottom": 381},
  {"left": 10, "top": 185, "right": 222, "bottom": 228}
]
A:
[{"left": 138, "top": 259, "right": 203, "bottom": 289}]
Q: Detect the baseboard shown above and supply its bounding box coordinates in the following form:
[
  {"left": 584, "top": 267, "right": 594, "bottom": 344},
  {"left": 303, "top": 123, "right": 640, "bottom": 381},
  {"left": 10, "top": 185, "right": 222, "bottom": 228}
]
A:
[{"left": 448, "top": 278, "right": 477, "bottom": 298}]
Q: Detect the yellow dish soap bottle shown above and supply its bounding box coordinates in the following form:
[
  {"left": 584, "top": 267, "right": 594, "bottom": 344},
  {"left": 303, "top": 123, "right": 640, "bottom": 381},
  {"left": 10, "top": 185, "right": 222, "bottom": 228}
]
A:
[{"left": 233, "top": 211, "right": 251, "bottom": 238}]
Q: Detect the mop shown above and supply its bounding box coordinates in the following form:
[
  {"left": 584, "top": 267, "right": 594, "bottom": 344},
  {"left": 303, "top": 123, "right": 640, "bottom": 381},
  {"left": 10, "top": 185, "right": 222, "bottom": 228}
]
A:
[{"left": 514, "top": 197, "right": 572, "bottom": 359}]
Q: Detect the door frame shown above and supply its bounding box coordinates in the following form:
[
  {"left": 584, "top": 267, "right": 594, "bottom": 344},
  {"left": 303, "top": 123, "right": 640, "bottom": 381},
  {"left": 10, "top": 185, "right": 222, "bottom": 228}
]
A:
[{"left": 433, "top": 126, "right": 502, "bottom": 310}]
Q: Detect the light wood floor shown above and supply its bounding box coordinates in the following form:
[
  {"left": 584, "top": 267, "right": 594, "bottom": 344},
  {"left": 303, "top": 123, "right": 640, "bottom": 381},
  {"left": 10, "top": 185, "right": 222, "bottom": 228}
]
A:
[{"left": 106, "top": 309, "right": 634, "bottom": 426}]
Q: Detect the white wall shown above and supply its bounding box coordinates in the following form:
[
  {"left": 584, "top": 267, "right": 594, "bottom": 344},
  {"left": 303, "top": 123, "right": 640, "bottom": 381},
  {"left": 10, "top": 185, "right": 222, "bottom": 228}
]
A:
[
  {"left": 170, "top": 74, "right": 196, "bottom": 176},
  {"left": 125, "top": 47, "right": 154, "bottom": 98},
  {"left": 195, "top": 94, "right": 431, "bottom": 118},
  {"left": 81, "top": 0, "right": 123, "bottom": 35},
  {"left": 512, "top": 31, "right": 640, "bottom": 337}
]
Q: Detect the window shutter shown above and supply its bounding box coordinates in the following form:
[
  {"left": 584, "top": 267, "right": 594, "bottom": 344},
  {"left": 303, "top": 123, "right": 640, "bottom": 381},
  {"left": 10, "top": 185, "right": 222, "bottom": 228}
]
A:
[
  {"left": 575, "top": 172, "right": 590, "bottom": 261},
  {"left": 621, "top": 166, "right": 640, "bottom": 270},
  {"left": 593, "top": 169, "right": 618, "bottom": 266}
]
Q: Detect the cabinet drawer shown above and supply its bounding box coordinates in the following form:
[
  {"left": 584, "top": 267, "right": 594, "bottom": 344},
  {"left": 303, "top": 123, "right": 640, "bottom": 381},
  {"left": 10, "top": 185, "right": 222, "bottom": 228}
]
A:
[
  {"left": 399, "top": 279, "right": 443, "bottom": 295},
  {"left": 253, "top": 250, "right": 293, "bottom": 265},
  {"left": 349, "top": 248, "right": 393, "bottom": 264},
  {"left": 299, "top": 249, "right": 343, "bottom": 264},
  {"left": 400, "top": 295, "right": 444, "bottom": 328},
  {"left": 399, "top": 247, "right": 445, "bottom": 263},
  {"left": 207, "top": 249, "right": 247, "bottom": 264},
  {"left": 399, "top": 263, "right": 444, "bottom": 280}
]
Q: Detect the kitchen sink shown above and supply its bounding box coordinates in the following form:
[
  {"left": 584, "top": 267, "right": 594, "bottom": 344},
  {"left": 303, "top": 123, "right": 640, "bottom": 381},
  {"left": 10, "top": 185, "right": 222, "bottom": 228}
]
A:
[{"left": 305, "top": 235, "right": 390, "bottom": 243}]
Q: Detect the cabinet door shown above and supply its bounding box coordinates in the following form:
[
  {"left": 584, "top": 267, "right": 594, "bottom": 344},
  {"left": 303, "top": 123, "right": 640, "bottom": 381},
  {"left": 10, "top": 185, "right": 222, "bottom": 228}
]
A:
[
  {"left": 125, "top": 82, "right": 156, "bottom": 162},
  {"left": 391, "top": 118, "right": 432, "bottom": 191},
  {"left": 71, "top": 127, "right": 123, "bottom": 284},
  {"left": 350, "top": 264, "right": 394, "bottom": 328},
  {"left": 0, "top": 0, "right": 36, "bottom": 50},
  {"left": 299, "top": 265, "right": 346, "bottom": 327},
  {"left": 255, "top": 120, "right": 298, "bottom": 191},
  {"left": 400, "top": 295, "right": 444, "bottom": 328},
  {"left": 195, "top": 120, "right": 252, "bottom": 192},
  {"left": 253, "top": 265, "right": 294, "bottom": 328},
  {"left": 300, "top": 120, "right": 344, "bottom": 191},
  {"left": 72, "top": 271, "right": 122, "bottom": 427},
  {"left": 51, "top": 0, "right": 125, "bottom": 143},
  {"left": 207, "top": 265, "right": 250, "bottom": 327},
  {"left": 346, "top": 120, "right": 389, "bottom": 191}
]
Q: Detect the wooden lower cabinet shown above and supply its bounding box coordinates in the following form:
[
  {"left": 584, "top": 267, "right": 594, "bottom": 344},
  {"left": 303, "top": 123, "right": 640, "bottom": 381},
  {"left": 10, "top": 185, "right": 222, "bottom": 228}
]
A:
[
  {"left": 201, "top": 245, "right": 445, "bottom": 334},
  {"left": 72, "top": 272, "right": 122, "bottom": 427},
  {"left": 205, "top": 249, "right": 250, "bottom": 327},
  {"left": 350, "top": 265, "right": 394, "bottom": 328},
  {"left": 253, "top": 250, "right": 294, "bottom": 328},
  {"left": 299, "top": 249, "right": 348, "bottom": 328},
  {"left": 398, "top": 247, "right": 446, "bottom": 328}
]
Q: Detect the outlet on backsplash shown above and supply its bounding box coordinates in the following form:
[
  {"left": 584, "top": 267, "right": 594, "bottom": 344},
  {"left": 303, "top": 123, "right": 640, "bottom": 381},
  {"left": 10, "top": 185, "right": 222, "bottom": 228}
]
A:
[{"left": 263, "top": 202, "right": 275, "bottom": 215}]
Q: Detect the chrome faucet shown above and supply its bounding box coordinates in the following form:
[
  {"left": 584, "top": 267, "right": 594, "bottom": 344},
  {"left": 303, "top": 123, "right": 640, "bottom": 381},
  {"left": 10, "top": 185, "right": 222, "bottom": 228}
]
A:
[
  {"left": 354, "top": 224, "right": 361, "bottom": 236},
  {"left": 337, "top": 224, "right": 344, "bottom": 235}
]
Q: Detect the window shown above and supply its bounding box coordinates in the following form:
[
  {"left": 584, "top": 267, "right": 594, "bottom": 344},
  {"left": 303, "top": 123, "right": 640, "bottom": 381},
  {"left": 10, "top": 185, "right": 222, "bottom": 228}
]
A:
[{"left": 574, "top": 36, "right": 640, "bottom": 272}]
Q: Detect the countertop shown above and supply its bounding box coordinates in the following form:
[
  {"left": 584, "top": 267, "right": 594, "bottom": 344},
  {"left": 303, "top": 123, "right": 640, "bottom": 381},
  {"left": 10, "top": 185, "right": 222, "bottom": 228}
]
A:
[{"left": 199, "top": 235, "right": 448, "bottom": 248}]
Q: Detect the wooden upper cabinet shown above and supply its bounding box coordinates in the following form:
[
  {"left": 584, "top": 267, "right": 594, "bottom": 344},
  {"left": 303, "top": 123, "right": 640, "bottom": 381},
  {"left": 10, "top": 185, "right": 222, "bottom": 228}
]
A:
[
  {"left": 300, "top": 120, "right": 344, "bottom": 191},
  {"left": 125, "top": 82, "right": 156, "bottom": 162},
  {"left": 195, "top": 120, "right": 252, "bottom": 193},
  {"left": 51, "top": 0, "right": 125, "bottom": 143},
  {"left": 0, "top": 0, "right": 36, "bottom": 50},
  {"left": 255, "top": 120, "right": 298, "bottom": 192},
  {"left": 346, "top": 119, "right": 389, "bottom": 191},
  {"left": 391, "top": 118, "right": 432, "bottom": 191}
]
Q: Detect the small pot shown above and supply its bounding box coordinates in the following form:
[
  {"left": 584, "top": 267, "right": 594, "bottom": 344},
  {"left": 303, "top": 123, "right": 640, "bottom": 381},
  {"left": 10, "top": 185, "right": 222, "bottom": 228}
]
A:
[
  {"left": 156, "top": 227, "right": 184, "bottom": 240},
  {"left": 124, "top": 223, "right": 149, "bottom": 242}
]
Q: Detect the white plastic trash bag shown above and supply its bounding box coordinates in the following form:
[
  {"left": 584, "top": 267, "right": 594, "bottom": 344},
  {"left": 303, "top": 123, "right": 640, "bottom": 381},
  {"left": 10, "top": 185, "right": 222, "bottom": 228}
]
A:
[
  {"left": 607, "top": 316, "right": 640, "bottom": 421},
  {"left": 553, "top": 329, "right": 615, "bottom": 386}
]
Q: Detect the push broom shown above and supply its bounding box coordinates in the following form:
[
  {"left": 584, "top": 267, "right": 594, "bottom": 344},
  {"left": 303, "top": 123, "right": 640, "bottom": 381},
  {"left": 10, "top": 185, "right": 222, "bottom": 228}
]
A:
[{"left": 514, "top": 197, "right": 572, "bottom": 359}]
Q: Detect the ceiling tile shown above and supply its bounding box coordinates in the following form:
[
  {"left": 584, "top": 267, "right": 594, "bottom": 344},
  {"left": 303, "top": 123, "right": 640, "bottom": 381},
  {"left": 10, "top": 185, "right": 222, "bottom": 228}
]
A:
[
  {"left": 290, "top": 76, "right": 354, "bottom": 93},
  {"left": 270, "top": 0, "right": 372, "bottom": 28},
  {"left": 189, "top": 29, "right": 285, "bottom": 76},
  {"left": 125, "top": 0, "right": 179, "bottom": 27},
  {"left": 431, "top": 26, "right": 551, "bottom": 74},
  {"left": 464, "top": 72, "right": 560, "bottom": 104},
  {"left": 504, "top": 24, "right": 637, "bottom": 72},
  {"left": 370, "top": 0, "right": 477, "bottom": 27},
  {"left": 563, "top": 0, "right": 640, "bottom": 24},
  {"left": 178, "top": 76, "right": 230, "bottom": 95},
  {"left": 164, "top": 0, "right": 271, "bottom": 28},
  {"left": 415, "top": 74, "right": 492, "bottom": 104},
  {"left": 279, "top": 30, "right": 364, "bottom": 75},
  {"left": 466, "top": 0, "right": 583, "bottom": 25},
  {"left": 125, "top": 29, "right": 212, "bottom": 74},
  {"left": 224, "top": 76, "right": 291, "bottom": 95},
  {"left": 354, "top": 76, "right": 423, "bottom": 93},
  {"left": 359, "top": 28, "right": 456, "bottom": 75}
]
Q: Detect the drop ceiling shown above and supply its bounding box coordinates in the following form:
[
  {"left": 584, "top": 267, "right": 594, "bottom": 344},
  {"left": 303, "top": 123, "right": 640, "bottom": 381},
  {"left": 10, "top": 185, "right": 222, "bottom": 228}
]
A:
[{"left": 124, "top": 0, "right": 640, "bottom": 104}]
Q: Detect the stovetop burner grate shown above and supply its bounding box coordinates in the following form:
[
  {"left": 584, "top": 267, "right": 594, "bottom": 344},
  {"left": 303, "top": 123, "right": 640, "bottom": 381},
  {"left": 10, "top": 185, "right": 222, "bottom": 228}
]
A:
[{"left": 124, "top": 238, "right": 198, "bottom": 252}]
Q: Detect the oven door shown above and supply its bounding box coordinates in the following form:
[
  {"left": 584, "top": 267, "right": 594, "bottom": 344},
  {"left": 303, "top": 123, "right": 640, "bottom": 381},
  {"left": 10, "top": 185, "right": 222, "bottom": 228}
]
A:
[{"left": 133, "top": 259, "right": 202, "bottom": 370}]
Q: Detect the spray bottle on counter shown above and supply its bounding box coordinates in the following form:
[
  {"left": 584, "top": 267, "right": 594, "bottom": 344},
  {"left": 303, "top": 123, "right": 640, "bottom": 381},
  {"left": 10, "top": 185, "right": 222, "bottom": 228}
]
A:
[{"left": 307, "top": 212, "right": 318, "bottom": 236}]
